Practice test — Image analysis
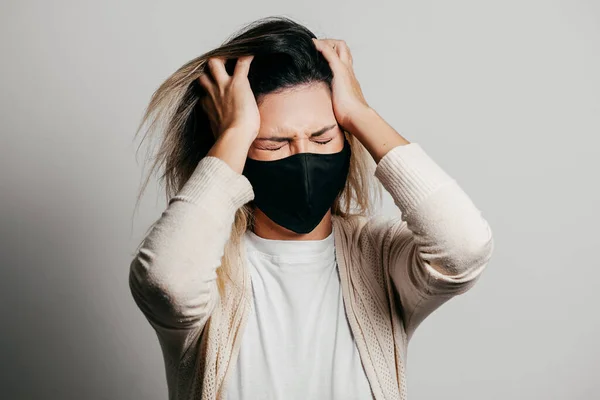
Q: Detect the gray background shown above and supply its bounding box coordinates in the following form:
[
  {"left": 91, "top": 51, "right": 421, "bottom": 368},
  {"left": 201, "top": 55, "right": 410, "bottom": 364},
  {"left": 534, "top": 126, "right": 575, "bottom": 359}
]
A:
[{"left": 1, "top": 0, "right": 598, "bottom": 399}]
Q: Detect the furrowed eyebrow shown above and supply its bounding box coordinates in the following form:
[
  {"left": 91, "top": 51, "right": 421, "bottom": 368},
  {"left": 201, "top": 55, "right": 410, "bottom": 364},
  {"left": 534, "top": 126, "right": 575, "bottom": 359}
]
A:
[{"left": 255, "top": 124, "right": 338, "bottom": 142}]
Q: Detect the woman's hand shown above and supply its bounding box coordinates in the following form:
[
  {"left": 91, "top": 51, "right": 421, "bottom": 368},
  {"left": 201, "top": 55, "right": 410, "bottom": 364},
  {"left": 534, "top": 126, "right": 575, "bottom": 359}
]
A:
[
  {"left": 313, "top": 38, "right": 410, "bottom": 163},
  {"left": 200, "top": 55, "right": 260, "bottom": 174},
  {"left": 198, "top": 55, "right": 260, "bottom": 141},
  {"left": 312, "top": 38, "right": 371, "bottom": 131}
]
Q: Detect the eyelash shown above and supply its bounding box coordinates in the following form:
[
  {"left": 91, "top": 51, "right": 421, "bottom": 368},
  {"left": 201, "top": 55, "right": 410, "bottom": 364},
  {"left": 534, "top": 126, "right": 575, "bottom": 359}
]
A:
[{"left": 265, "top": 139, "right": 333, "bottom": 151}]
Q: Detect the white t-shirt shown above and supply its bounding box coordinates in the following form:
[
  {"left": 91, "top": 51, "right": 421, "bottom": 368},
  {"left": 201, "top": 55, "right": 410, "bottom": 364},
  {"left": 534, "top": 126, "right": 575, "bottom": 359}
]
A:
[{"left": 225, "top": 226, "right": 373, "bottom": 400}]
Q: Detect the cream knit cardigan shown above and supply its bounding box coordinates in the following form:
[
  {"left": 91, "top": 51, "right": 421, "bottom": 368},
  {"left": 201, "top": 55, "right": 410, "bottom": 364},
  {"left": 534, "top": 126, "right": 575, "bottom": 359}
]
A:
[{"left": 129, "top": 142, "right": 495, "bottom": 400}]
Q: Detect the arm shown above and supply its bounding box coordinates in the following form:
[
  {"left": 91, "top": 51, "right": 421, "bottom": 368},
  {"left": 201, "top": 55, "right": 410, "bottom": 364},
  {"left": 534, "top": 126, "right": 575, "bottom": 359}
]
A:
[
  {"left": 373, "top": 142, "right": 494, "bottom": 343},
  {"left": 128, "top": 155, "right": 254, "bottom": 361},
  {"left": 306, "top": 40, "right": 493, "bottom": 343}
]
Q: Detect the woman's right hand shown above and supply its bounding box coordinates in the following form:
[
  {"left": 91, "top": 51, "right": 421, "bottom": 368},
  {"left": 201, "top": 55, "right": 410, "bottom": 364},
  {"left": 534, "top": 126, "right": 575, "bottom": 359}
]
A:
[{"left": 198, "top": 55, "right": 260, "bottom": 142}]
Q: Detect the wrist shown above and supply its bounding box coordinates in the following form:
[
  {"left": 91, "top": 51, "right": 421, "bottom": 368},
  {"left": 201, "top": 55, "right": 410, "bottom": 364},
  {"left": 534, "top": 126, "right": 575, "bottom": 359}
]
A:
[
  {"left": 207, "top": 129, "right": 256, "bottom": 174},
  {"left": 220, "top": 127, "right": 257, "bottom": 148},
  {"left": 344, "top": 106, "right": 379, "bottom": 137}
]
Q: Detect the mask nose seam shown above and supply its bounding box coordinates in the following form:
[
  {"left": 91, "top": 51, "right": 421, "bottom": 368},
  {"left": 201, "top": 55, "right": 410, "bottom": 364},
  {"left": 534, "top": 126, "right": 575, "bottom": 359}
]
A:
[{"left": 302, "top": 153, "right": 311, "bottom": 211}]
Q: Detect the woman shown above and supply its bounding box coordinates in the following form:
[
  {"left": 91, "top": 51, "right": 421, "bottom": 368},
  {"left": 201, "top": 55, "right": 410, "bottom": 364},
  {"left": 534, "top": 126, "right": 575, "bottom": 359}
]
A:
[{"left": 129, "top": 16, "right": 494, "bottom": 400}]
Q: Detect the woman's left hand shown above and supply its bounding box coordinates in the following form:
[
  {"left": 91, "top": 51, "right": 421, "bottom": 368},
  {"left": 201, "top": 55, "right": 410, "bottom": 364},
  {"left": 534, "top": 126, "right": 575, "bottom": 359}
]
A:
[{"left": 312, "top": 38, "right": 371, "bottom": 131}]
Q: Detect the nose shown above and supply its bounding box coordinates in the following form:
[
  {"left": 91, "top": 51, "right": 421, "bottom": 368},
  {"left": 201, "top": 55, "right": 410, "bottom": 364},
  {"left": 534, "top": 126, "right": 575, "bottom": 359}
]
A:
[{"left": 288, "top": 137, "right": 310, "bottom": 155}]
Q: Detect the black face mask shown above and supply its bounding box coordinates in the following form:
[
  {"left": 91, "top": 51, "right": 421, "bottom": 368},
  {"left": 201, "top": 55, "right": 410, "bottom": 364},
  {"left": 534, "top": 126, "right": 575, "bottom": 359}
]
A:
[{"left": 242, "top": 137, "right": 352, "bottom": 234}]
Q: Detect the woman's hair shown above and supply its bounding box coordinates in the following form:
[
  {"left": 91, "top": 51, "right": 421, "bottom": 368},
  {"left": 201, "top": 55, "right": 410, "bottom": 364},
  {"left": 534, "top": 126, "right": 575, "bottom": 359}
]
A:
[{"left": 132, "top": 15, "right": 383, "bottom": 298}]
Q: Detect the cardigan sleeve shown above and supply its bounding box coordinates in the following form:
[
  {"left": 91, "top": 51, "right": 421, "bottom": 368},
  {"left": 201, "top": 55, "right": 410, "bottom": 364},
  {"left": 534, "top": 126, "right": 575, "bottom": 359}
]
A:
[
  {"left": 372, "top": 143, "right": 494, "bottom": 343},
  {"left": 128, "top": 156, "right": 254, "bottom": 361}
]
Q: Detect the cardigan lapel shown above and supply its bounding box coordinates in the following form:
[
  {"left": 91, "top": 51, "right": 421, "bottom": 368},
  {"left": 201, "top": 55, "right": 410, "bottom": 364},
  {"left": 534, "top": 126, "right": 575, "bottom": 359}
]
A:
[
  {"left": 332, "top": 215, "right": 384, "bottom": 400},
  {"left": 200, "top": 238, "right": 253, "bottom": 400},
  {"left": 332, "top": 215, "right": 405, "bottom": 400}
]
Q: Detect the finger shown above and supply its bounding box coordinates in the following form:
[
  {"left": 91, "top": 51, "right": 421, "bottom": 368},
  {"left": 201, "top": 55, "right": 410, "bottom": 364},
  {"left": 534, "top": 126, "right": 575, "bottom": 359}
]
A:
[
  {"left": 312, "top": 38, "right": 344, "bottom": 69},
  {"left": 333, "top": 40, "right": 353, "bottom": 65},
  {"left": 233, "top": 55, "right": 254, "bottom": 78},
  {"left": 199, "top": 95, "right": 211, "bottom": 113},
  {"left": 206, "top": 57, "right": 230, "bottom": 86},
  {"left": 322, "top": 39, "right": 352, "bottom": 65},
  {"left": 197, "top": 73, "right": 215, "bottom": 96},
  {"left": 199, "top": 96, "right": 219, "bottom": 134}
]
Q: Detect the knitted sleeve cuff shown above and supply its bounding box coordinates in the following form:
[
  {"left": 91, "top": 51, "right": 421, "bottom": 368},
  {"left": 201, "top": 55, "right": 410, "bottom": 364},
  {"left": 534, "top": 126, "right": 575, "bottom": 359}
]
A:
[
  {"left": 374, "top": 143, "right": 456, "bottom": 215},
  {"left": 171, "top": 156, "right": 255, "bottom": 214}
]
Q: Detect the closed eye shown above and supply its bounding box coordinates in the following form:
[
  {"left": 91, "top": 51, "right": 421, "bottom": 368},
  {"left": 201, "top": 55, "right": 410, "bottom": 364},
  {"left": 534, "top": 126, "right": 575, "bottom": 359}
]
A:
[{"left": 263, "top": 139, "right": 333, "bottom": 151}]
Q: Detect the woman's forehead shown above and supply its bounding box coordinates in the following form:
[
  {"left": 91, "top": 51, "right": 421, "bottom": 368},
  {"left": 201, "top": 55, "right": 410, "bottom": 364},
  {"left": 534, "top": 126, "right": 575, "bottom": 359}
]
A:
[{"left": 257, "top": 83, "right": 336, "bottom": 137}]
